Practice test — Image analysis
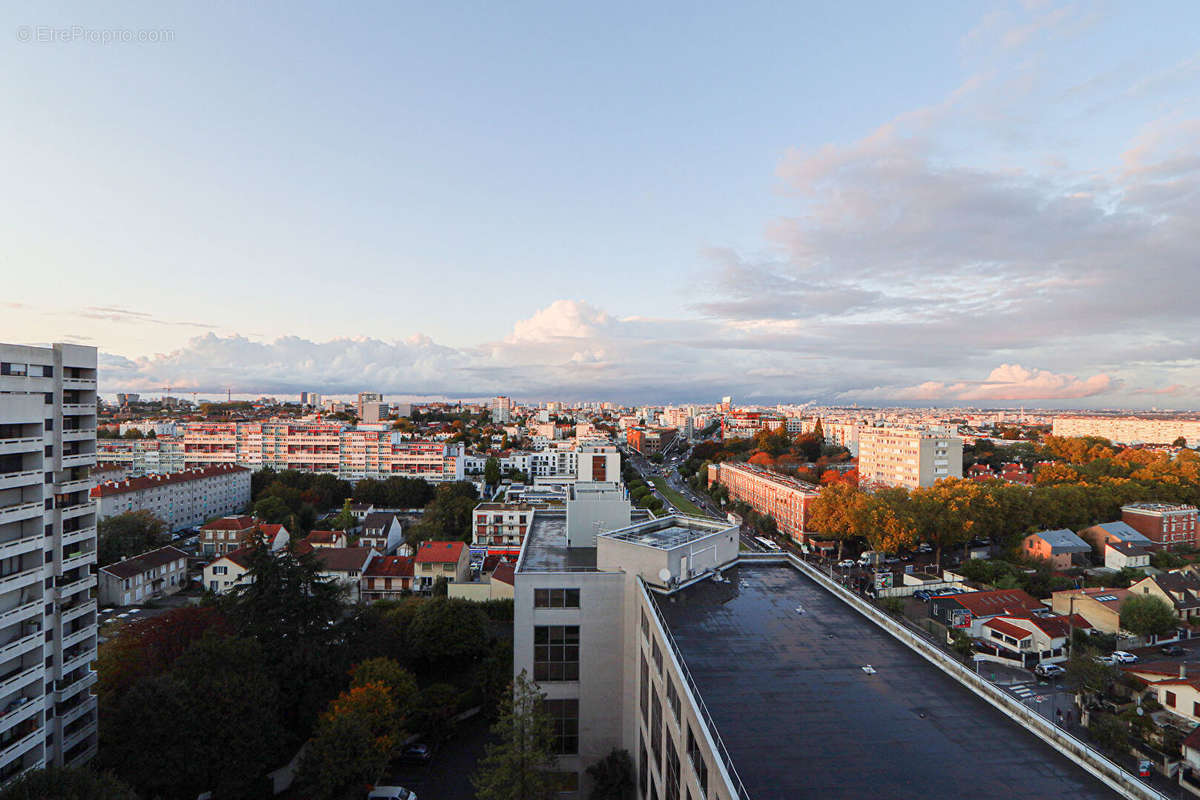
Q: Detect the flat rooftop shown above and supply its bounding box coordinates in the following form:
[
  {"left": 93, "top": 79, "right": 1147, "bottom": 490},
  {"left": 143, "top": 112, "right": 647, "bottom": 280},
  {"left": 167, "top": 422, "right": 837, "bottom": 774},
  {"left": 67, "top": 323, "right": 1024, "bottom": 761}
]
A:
[
  {"left": 518, "top": 512, "right": 597, "bottom": 573},
  {"left": 654, "top": 564, "right": 1116, "bottom": 799},
  {"left": 603, "top": 519, "right": 727, "bottom": 550}
]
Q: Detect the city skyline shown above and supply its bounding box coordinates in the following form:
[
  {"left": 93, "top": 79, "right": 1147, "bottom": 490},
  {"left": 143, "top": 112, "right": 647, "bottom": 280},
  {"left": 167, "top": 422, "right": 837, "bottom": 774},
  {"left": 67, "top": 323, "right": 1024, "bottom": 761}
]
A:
[{"left": 5, "top": 2, "right": 1199, "bottom": 407}]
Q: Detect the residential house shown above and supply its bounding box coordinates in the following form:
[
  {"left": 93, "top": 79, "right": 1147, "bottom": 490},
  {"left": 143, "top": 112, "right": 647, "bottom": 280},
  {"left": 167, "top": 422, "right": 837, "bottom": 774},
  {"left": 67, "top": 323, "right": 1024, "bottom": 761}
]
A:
[
  {"left": 1105, "top": 540, "right": 1151, "bottom": 571},
  {"left": 202, "top": 548, "right": 254, "bottom": 594},
  {"left": 1180, "top": 725, "right": 1200, "bottom": 797},
  {"left": 1138, "top": 664, "right": 1200, "bottom": 724},
  {"left": 301, "top": 530, "right": 348, "bottom": 549},
  {"left": 359, "top": 512, "right": 405, "bottom": 554},
  {"left": 348, "top": 503, "right": 375, "bottom": 523},
  {"left": 929, "top": 588, "right": 1044, "bottom": 635},
  {"left": 1022, "top": 529, "right": 1092, "bottom": 569},
  {"left": 199, "top": 516, "right": 288, "bottom": 557},
  {"left": 361, "top": 555, "right": 415, "bottom": 601},
  {"left": 98, "top": 545, "right": 189, "bottom": 606},
  {"left": 979, "top": 613, "right": 1090, "bottom": 668},
  {"left": 311, "top": 547, "right": 378, "bottom": 602},
  {"left": 414, "top": 540, "right": 470, "bottom": 591},
  {"left": 1080, "top": 521, "right": 1156, "bottom": 552},
  {"left": 1129, "top": 573, "right": 1200, "bottom": 633},
  {"left": 447, "top": 557, "right": 517, "bottom": 602},
  {"left": 1050, "top": 587, "right": 1130, "bottom": 635}
]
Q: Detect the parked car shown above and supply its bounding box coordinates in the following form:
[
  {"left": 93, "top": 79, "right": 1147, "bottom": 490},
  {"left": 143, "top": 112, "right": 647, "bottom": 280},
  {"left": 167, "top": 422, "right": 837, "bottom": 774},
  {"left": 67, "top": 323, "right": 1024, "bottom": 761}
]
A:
[
  {"left": 916, "top": 543, "right": 933, "bottom": 553},
  {"left": 1161, "top": 644, "right": 1187, "bottom": 657},
  {"left": 836, "top": 560, "right": 856, "bottom": 569},
  {"left": 1034, "top": 663, "right": 1066, "bottom": 679},
  {"left": 1111, "top": 650, "right": 1139, "bottom": 664},
  {"left": 913, "top": 590, "right": 932, "bottom": 602},
  {"left": 399, "top": 743, "right": 434, "bottom": 764},
  {"left": 368, "top": 787, "right": 417, "bottom": 800},
  {"left": 884, "top": 556, "right": 902, "bottom": 565},
  {"left": 1094, "top": 654, "right": 1117, "bottom": 666}
]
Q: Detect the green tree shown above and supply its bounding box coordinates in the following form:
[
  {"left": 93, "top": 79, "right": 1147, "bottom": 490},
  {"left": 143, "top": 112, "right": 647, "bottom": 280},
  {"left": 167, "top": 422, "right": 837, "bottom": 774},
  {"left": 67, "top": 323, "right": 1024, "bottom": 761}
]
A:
[
  {"left": 0, "top": 767, "right": 139, "bottom": 800},
  {"left": 1173, "top": 436, "right": 1188, "bottom": 448},
  {"left": 97, "top": 510, "right": 167, "bottom": 567},
  {"left": 408, "top": 597, "right": 490, "bottom": 669},
  {"left": 410, "top": 682, "right": 460, "bottom": 743},
  {"left": 484, "top": 456, "right": 502, "bottom": 486},
  {"left": 1065, "top": 646, "right": 1117, "bottom": 694},
  {"left": 412, "top": 481, "right": 479, "bottom": 544},
  {"left": 329, "top": 499, "right": 356, "bottom": 531},
  {"left": 473, "top": 671, "right": 558, "bottom": 800},
  {"left": 297, "top": 683, "right": 399, "bottom": 800},
  {"left": 1119, "top": 593, "right": 1178, "bottom": 638},
  {"left": 586, "top": 749, "right": 636, "bottom": 800},
  {"left": 252, "top": 495, "right": 292, "bottom": 524},
  {"left": 350, "top": 657, "right": 419, "bottom": 716}
]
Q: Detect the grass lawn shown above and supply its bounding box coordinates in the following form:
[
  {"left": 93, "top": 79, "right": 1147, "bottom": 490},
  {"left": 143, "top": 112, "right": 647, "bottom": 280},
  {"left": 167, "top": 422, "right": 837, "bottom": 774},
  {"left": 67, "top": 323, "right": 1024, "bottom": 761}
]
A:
[{"left": 650, "top": 476, "right": 707, "bottom": 517}]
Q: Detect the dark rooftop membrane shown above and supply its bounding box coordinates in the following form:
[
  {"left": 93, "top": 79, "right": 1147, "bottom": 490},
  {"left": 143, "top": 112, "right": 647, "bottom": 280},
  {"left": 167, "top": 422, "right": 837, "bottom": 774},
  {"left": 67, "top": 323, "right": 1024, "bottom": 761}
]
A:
[
  {"left": 518, "top": 512, "right": 597, "bottom": 573},
  {"left": 654, "top": 564, "right": 1117, "bottom": 800}
]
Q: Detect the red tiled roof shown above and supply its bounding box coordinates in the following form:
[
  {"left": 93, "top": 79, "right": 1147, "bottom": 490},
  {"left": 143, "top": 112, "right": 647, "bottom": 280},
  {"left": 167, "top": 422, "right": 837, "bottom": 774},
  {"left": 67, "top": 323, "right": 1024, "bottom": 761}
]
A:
[
  {"left": 215, "top": 547, "right": 255, "bottom": 569},
  {"left": 491, "top": 561, "right": 515, "bottom": 586},
  {"left": 312, "top": 547, "right": 376, "bottom": 572},
  {"left": 983, "top": 618, "right": 1032, "bottom": 640},
  {"left": 305, "top": 530, "right": 341, "bottom": 544},
  {"left": 1183, "top": 725, "right": 1200, "bottom": 752},
  {"left": 200, "top": 515, "right": 258, "bottom": 531},
  {"left": 415, "top": 540, "right": 466, "bottom": 564},
  {"left": 363, "top": 555, "right": 414, "bottom": 579},
  {"left": 259, "top": 523, "right": 287, "bottom": 539},
  {"left": 1026, "top": 614, "right": 1091, "bottom": 638},
  {"left": 90, "top": 464, "right": 249, "bottom": 497},
  {"left": 947, "top": 589, "right": 1044, "bottom": 617}
]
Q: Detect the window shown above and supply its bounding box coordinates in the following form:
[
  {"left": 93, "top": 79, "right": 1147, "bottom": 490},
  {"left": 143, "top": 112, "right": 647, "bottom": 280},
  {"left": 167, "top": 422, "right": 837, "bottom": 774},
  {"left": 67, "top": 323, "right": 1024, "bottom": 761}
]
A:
[
  {"left": 651, "top": 685, "right": 662, "bottom": 768},
  {"left": 639, "top": 733, "right": 648, "bottom": 799},
  {"left": 545, "top": 698, "right": 579, "bottom": 755},
  {"left": 653, "top": 639, "right": 663, "bottom": 674},
  {"left": 686, "top": 724, "right": 707, "bottom": 796},
  {"left": 666, "top": 677, "right": 680, "bottom": 721},
  {"left": 665, "top": 736, "right": 680, "bottom": 800},
  {"left": 535, "top": 588, "right": 580, "bottom": 608},
  {"left": 213, "top": 565, "right": 228, "bottom": 576},
  {"left": 1166, "top": 691, "right": 1177, "bottom": 707},
  {"left": 0, "top": 363, "right": 27, "bottom": 377},
  {"left": 534, "top": 625, "right": 579, "bottom": 681},
  {"left": 640, "top": 651, "right": 649, "bottom": 724}
]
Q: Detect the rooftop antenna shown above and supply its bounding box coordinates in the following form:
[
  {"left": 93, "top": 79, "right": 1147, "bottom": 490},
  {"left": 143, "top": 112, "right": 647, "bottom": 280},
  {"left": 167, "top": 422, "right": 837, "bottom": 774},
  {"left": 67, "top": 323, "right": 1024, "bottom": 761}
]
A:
[{"left": 227, "top": 387, "right": 232, "bottom": 403}]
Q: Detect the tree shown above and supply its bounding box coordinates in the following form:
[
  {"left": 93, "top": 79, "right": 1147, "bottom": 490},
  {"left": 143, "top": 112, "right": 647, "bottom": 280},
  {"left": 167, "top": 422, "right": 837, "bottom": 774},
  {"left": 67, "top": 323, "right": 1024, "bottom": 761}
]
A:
[
  {"left": 297, "top": 683, "right": 399, "bottom": 800},
  {"left": 329, "top": 499, "right": 356, "bottom": 531},
  {"left": 586, "top": 749, "right": 635, "bottom": 800},
  {"left": 1065, "top": 646, "right": 1117, "bottom": 694},
  {"left": 807, "top": 483, "right": 869, "bottom": 559},
  {"left": 407, "top": 597, "right": 490, "bottom": 669},
  {"left": 410, "top": 682, "right": 460, "bottom": 743},
  {"left": 0, "top": 767, "right": 139, "bottom": 800},
  {"left": 473, "top": 670, "right": 558, "bottom": 800},
  {"left": 1174, "top": 436, "right": 1188, "bottom": 448},
  {"left": 1119, "top": 593, "right": 1178, "bottom": 638},
  {"left": 413, "top": 481, "right": 480, "bottom": 544},
  {"left": 252, "top": 495, "right": 292, "bottom": 524},
  {"left": 484, "top": 456, "right": 502, "bottom": 486},
  {"left": 350, "top": 657, "right": 419, "bottom": 717},
  {"left": 97, "top": 510, "right": 167, "bottom": 566}
]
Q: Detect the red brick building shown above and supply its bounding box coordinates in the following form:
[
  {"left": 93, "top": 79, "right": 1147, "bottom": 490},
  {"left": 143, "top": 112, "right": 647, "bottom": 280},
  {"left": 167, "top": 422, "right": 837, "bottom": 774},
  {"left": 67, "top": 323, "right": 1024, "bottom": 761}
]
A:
[
  {"left": 1122, "top": 503, "right": 1199, "bottom": 551},
  {"left": 707, "top": 462, "right": 819, "bottom": 544},
  {"left": 626, "top": 427, "right": 677, "bottom": 455}
]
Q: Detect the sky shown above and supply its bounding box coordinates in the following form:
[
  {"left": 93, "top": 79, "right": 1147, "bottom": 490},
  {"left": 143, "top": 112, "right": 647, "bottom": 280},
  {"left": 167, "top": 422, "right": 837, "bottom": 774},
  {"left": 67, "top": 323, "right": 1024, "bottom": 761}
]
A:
[{"left": 3, "top": 1, "right": 1199, "bottom": 407}]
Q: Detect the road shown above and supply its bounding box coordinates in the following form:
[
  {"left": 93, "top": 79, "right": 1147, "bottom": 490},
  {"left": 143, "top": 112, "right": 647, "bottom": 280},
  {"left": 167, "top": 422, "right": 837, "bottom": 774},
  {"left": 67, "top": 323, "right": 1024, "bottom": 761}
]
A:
[{"left": 621, "top": 442, "right": 724, "bottom": 520}]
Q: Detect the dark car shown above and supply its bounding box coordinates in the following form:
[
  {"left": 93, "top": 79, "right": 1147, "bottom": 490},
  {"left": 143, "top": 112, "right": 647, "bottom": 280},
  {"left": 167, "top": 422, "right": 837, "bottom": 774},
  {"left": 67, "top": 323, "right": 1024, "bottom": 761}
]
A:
[
  {"left": 1161, "top": 644, "right": 1187, "bottom": 657},
  {"left": 399, "top": 743, "right": 434, "bottom": 764}
]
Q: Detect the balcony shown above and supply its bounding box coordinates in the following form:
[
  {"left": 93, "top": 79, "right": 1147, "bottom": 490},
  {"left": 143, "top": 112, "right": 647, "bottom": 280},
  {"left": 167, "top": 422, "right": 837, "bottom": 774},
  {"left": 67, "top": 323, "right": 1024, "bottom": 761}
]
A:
[
  {"left": 0, "top": 534, "right": 43, "bottom": 562},
  {"left": 0, "top": 602, "right": 41, "bottom": 630},
  {"left": 0, "top": 632, "right": 42, "bottom": 664},
  {"left": 59, "top": 548, "right": 95, "bottom": 573},
  {"left": 60, "top": 646, "right": 97, "bottom": 677},
  {"left": 60, "top": 720, "right": 94, "bottom": 753},
  {"left": 60, "top": 452, "right": 96, "bottom": 468},
  {"left": 59, "top": 404, "right": 93, "bottom": 416},
  {"left": 61, "top": 626, "right": 92, "bottom": 650},
  {"left": 55, "top": 574, "right": 93, "bottom": 599},
  {"left": 0, "top": 471, "right": 41, "bottom": 492},
  {"left": 59, "top": 599, "right": 95, "bottom": 624},
  {"left": 61, "top": 525, "right": 95, "bottom": 548},
  {"left": 0, "top": 569, "right": 42, "bottom": 596},
  {"left": 0, "top": 438, "right": 41, "bottom": 457},
  {"left": 0, "top": 693, "right": 41, "bottom": 734},
  {"left": 64, "top": 741, "right": 96, "bottom": 768},
  {"left": 61, "top": 377, "right": 95, "bottom": 389},
  {"left": 0, "top": 503, "right": 41, "bottom": 526},
  {"left": 56, "top": 476, "right": 93, "bottom": 494},
  {"left": 56, "top": 695, "right": 95, "bottom": 727},
  {"left": 59, "top": 503, "right": 93, "bottom": 521},
  {"left": 55, "top": 670, "right": 96, "bottom": 702},
  {"left": 0, "top": 666, "right": 41, "bottom": 698},
  {"left": 0, "top": 727, "right": 41, "bottom": 770},
  {"left": 61, "top": 429, "right": 95, "bottom": 443}
]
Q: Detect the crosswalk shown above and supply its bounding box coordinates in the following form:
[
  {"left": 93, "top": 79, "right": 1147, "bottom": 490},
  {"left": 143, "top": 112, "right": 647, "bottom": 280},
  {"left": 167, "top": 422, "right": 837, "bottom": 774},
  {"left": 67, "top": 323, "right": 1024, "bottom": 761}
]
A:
[{"left": 1008, "top": 682, "right": 1038, "bottom": 699}]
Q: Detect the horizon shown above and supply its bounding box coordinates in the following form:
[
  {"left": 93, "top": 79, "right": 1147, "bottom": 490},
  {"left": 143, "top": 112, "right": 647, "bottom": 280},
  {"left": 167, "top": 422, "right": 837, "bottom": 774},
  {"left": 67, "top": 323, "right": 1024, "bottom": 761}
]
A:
[{"left": 6, "top": 2, "right": 1199, "bottom": 409}]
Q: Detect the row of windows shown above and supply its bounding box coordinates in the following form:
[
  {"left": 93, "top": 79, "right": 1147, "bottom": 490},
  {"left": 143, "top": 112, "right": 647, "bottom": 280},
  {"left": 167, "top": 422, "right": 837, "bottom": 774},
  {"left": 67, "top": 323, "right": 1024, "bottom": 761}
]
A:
[{"left": 534, "top": 588, "right": 580, "bottom": 608}]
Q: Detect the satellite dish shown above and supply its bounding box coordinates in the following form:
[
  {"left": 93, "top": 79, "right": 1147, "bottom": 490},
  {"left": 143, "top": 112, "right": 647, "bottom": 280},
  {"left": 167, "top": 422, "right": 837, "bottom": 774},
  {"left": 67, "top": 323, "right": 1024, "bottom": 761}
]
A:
[{"left": 658, "top": 568, "right": 672, "bottom": 583}]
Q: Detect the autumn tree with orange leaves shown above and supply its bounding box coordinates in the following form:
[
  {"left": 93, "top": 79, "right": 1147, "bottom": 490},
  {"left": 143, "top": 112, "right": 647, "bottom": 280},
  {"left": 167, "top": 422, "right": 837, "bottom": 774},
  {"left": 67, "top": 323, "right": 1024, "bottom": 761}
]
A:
[{"left": 297, "top": 681, "right": 402, "bottom": 800}]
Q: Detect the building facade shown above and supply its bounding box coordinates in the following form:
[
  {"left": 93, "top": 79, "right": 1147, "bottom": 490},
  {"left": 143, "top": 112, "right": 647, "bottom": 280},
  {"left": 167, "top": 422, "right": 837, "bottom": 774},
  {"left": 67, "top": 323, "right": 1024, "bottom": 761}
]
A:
[
  {"left": 1122, "top": 503, "right": 1199, "bottom": 551},
  {"left": 0, "top": 342, "right": 100, "bottom": 774},
  {"left": 90, "top": 464, "right": 251, "bottom": 532},
  {"left": 857, "top": 427, "right": 963, "bottom": 489},
  {"left": 706, "top": 462, "right": 819, "bottom": 544},
  {"left": 97, "top": 545, "right": 189, "bottom": 606},
  {"left": 1051, "top": 416, "right": 1200, "bottom": 445}
]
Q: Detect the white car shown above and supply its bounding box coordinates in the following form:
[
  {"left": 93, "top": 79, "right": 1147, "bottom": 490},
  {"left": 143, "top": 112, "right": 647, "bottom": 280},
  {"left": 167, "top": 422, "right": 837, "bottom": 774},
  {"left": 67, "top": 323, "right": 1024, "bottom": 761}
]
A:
[
  {"left": 1034, "top": 663, "right": 1066, "bottom": 679},
  {"left": 368, "top": 787, "right": 417, "bottom": 800},
  {"left": 836, "top": 560, "right": 856, "bottom": 569},
  {"left": 1111, "top": 650, "right": 1139, "bottom": 664},
  {"left": 1093, "top": 654, "right": 1117, "bottom": 666}
]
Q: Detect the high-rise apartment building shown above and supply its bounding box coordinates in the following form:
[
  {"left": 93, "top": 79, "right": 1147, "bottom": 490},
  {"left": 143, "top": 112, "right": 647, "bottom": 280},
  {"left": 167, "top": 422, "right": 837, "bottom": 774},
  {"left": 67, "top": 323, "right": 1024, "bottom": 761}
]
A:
[
  {"left": 1051, "top": 416, "right": 1200, "bottom": 445},
  {"left": 0, "top": 342, "right": 99, "bottom": 776},
  {"left": 491, "top": 396, "right": 512, "bottom": 424},
  {"left": 857, "top": 427, "right": 962, "bottom": 489},
  {"left": 356, "top": 392, "right": 383, "bottom": 418}
]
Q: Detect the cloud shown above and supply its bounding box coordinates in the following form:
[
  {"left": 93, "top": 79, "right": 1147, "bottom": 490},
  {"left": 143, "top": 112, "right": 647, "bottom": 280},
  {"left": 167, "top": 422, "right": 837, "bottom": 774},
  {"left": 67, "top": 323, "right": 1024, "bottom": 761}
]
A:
[
  {"left": 79, "top": 306, "right": 218, "bottom": 329},
  {"left": 844, "top": 365, "right": 1116, "bottom": 404}
]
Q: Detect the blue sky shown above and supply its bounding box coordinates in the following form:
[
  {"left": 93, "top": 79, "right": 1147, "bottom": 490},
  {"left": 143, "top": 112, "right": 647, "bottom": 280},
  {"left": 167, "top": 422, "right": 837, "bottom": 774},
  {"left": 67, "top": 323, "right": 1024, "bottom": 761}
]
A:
[{"left": 4, "top": 2, "right": 1199, "bottom": 406}]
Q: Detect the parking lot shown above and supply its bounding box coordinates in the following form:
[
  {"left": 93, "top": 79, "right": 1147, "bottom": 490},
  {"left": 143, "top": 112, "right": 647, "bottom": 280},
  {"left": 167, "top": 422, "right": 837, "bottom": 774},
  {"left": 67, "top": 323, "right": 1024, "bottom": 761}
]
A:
[{"left": 381, "top": 714, "right": 492, "bottom": 800}]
